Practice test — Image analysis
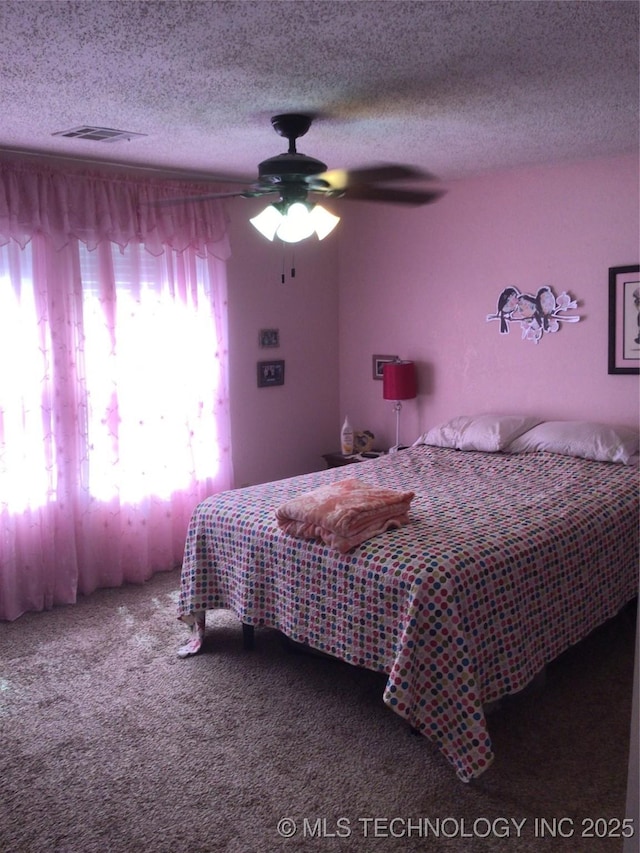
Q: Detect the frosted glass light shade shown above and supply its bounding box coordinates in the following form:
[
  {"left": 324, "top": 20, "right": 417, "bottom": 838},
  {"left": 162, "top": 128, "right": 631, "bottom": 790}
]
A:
[
  {"left": 276, "top": 202, "right": 316, "bottom": 243},
  {"left": 249, "top": 206, "right": 283, "bottom": 241},
  {"left": 309, "top": 205, "right": 340, "bottom": 240},
  {"left": 250, "top": 202, "right": 340, "bottom": 243}
]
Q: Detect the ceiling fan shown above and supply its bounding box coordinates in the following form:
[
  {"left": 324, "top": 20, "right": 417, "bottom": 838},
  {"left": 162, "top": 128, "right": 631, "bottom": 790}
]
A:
[{"left": 165, "top": 114, "right": 445, "bottom": 243}]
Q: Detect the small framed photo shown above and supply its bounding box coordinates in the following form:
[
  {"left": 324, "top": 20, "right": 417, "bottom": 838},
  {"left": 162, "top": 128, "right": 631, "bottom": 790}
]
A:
[
  {"left": 259, "top": 328, "right": 280, "bottom": 348},
  {"left": 372, "top": 354, "right": 398, "bottom": 380},
  {"left": 608, "top": 265, "right": 640, "bottom": 375},
  {"left": 257, "top": 359, "right": 285, "bottom": 387}
]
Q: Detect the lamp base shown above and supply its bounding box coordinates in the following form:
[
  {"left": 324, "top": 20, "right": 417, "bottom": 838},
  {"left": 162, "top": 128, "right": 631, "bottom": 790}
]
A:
[{"left": 390, "top": 401, "right": 403, "bottom": 450}]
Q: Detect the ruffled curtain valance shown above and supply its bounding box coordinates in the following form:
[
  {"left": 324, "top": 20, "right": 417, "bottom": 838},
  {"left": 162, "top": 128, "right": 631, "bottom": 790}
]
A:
[{"left": 0, "top": 158, "right": 231, "bottom": 258}]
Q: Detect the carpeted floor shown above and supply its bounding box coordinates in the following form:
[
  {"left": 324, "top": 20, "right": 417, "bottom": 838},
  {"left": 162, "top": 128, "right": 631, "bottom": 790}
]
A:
[{"left": 0, "top": 569, "right": 636, "bottom": 852}]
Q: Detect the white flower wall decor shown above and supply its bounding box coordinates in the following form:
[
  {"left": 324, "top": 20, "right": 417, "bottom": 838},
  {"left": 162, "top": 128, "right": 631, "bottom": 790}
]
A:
[{"left": 487, "top": 286, "right": 580, "bottom": 343}]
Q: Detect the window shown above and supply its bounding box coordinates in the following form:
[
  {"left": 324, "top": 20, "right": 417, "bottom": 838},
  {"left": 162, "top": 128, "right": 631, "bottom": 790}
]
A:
[
  {"left": 79, "top": 242, "right": 225, "bottom": 502},
  {"left": 0, "top": 162, "right": 232, "bottom": 620},
  {"left": 0, "top": 241, "right": 51, "bottom": 513}
]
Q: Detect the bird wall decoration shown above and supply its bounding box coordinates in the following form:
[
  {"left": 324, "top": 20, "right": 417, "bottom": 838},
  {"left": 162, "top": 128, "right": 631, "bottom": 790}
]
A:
[{"left": 487, "top": 286, "right": 580, "bottom": 343}]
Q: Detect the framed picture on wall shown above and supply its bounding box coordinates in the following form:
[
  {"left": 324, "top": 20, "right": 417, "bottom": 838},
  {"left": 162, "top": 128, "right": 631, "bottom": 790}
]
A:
[
  {"left": 259, "top": 328, "right": 279, "bottom": 348},
  {"left": 257, "top": 359, "right": 285, "bottom": 387},
  {"left": 372, "top": 354, "right": 398, "bottom": 380},
  {"left": 608, "top": 265, "right": 640, "bottom": 375}
]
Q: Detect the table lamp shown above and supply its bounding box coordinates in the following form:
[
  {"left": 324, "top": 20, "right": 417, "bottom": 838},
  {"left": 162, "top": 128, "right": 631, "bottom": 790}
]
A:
[{"left": 382, "top": 360, "right": 417, "bottom": 452}]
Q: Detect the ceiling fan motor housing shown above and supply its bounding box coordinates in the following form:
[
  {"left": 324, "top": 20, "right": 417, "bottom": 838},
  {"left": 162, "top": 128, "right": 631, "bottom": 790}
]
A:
[{"left": 257, "top": 153, "right": 328, "bottom": 184}]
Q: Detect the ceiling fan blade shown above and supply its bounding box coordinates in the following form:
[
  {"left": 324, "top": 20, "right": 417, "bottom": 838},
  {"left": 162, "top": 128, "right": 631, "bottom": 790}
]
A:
[
  {"left": 151, "top": 187, "right": 279, "bottom": 207},
  {"left": 315, "top": 164, "right": 436, "bottom": 191},
  {"left": 338, "top": 185, "right": 445, "bottom": 205}
]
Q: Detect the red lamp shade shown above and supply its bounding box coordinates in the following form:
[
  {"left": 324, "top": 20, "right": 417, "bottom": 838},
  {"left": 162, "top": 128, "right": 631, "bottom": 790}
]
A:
[{"left": 383, "top": 360, "right": 417, "bottom": 401}]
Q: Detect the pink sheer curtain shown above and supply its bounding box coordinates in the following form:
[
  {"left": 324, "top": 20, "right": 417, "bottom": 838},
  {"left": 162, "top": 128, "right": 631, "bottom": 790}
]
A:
[{"left": 0, "top": 160, "right": 233, "bottom": 620}]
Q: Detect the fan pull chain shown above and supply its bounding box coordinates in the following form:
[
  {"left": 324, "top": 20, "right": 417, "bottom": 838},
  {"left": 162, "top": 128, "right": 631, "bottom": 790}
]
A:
[{"left": 280, "top": 246, "right": 296, "bottom": 283}]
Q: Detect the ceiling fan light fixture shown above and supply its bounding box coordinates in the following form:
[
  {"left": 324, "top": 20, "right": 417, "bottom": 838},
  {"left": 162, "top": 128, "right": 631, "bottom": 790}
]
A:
[
  {"left": 250, "top": 200, "right": 340, "bottom": 243},
  {"left": 308, "top": 204, "right": 340, "bottom": 240},
  {"left": 249, "top": 205, "right": 283, "bottom": 241}
]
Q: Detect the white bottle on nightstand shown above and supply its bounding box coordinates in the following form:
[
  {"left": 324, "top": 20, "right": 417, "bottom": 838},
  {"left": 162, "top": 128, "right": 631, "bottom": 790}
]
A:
[{"left": 341, "top": 416, "right": 354, "bottom": 455}]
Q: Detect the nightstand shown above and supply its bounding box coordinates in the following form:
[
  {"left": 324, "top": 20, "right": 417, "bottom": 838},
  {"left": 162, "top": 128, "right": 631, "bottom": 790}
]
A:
[
  {"left": 322, "top": 452, "right": 362, "bottom": 468},
  {"left": 322, "top": 451, "right": 385, "bottom": 469}
]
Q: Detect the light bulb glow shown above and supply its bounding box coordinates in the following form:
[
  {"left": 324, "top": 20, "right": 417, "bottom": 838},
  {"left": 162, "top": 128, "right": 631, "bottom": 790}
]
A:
[
  {"left": 250, "top": 201, "right": 341, "bottom": 243},
  {"left": 276, "top": 202, "right": 315, "bottom": 243}
]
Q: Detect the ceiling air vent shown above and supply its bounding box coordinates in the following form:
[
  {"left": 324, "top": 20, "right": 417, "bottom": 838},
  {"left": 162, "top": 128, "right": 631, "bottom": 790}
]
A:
[{"left": 52, "top": 125, "right": 147, "bottom": 142}]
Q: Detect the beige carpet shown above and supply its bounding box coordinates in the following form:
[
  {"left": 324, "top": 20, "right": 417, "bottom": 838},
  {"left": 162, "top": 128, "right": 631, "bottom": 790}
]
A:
[{"left": 0, "top": 569, "right": 636, "bottom": 852}]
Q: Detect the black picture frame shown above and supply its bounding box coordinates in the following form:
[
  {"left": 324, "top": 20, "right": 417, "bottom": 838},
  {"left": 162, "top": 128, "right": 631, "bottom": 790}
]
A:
[
  {"left": 257, "top": 359, "right": 285, "bottom": 387},
  {"left": 608, "top": 265, "right": 640, "bottom": 375},
  {"left": 259, "top": 328, "right": 280, "bottom": 348},
  {"left": 372, "top": 354, "right": 398, "bottom": 380}
]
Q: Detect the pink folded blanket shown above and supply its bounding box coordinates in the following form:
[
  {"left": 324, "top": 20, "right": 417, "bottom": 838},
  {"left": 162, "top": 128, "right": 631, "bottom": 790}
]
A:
[{"left": 275, "top": 477, "right": 415, "bottom": 553}]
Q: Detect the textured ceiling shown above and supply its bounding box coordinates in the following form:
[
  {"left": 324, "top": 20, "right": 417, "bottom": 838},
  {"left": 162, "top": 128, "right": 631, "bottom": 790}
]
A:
[{"left": 0, "top": 0, "right": 638, "bottom": 188}]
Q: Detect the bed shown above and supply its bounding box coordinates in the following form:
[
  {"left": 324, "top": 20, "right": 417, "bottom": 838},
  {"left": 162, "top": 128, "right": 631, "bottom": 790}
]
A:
[{"left": 177, "top": 415, "right": 639, "bottom": 782}]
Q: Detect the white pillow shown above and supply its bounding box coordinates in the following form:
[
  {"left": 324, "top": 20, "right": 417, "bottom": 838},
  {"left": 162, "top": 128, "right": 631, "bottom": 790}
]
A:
[
  {"left": 419, "top": 415, "right": 470, "bottom": 449},
  {"left": 506, "top": 421, "right": 640, "bottom": 464},
  {"left": 420, "top": 414, "right": 542, "bottom": 453}
]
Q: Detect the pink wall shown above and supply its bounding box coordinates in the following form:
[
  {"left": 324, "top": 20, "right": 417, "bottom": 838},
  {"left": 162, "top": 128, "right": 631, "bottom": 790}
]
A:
[
  {"left": 225, "top": 197, "right": 340, "bottom": 486},
  {"left": 338, "top": 155, "right": 640, "bottom": 449},
  {"left": 224, "top": 154, "right": 638, "bottom": 485}
]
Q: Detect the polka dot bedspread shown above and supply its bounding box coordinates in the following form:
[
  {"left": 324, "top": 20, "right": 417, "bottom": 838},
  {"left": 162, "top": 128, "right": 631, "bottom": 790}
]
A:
[{"left": 177, "top": 446, "right": 639, "bottom": 782}]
